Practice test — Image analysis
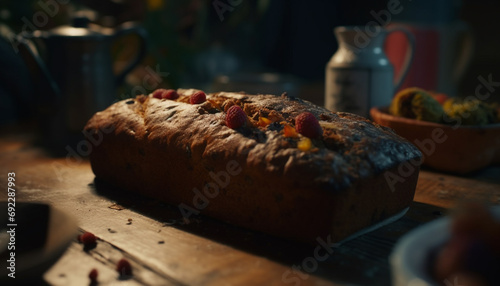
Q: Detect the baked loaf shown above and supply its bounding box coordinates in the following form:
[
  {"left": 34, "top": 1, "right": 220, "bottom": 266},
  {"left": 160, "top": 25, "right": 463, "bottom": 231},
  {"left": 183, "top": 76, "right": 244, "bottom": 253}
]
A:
[{"left": 84, "top": 89, "right": 421, "bottom": 243}]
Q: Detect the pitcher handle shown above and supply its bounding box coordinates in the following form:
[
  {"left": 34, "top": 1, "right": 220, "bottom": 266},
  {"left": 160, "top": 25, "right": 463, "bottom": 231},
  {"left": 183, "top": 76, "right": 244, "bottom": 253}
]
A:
[
  {"left": 17, "top": 32, "right": 61, "bottom": 98},
  {"left": 452, "top": 22, "right": 474, "bottom": 85},
  {"left": 113, "top": 22, "right": 148, "bottom": 87},
  {"left": 386, "top": 27, "right": 415, "bottom": 92}
]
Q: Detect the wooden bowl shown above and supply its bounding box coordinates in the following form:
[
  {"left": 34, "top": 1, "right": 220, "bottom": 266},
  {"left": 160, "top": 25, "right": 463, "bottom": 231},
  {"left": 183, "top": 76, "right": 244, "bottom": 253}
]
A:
[{"left": 370, "top": 106, "right": 500, "bottom": 174}]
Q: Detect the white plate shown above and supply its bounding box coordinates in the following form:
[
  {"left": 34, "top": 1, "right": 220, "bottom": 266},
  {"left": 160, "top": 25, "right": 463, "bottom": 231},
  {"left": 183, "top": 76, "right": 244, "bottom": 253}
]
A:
[
  {"left": 390, "top": 206, "right": 500, "bottom": 286},
  {"left": 1, "top": 202, "right": 77, "bottom": 282}
]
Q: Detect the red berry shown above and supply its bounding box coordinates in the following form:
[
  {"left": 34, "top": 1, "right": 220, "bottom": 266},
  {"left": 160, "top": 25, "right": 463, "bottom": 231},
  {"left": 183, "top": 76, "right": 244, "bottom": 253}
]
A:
[
  {"left": 88, "top": 268, "right": 98, "bottom": 282},
  {"left": 190, "top": 91, "right": 206, "bottom": 104},
  {"left": 225, "top": 105, "right": 247, "bottom": 129},
  {"left": 152, "top": 89, "right": 179, "bottom": 100},
  {"left": 79, "top": 232, "right": 97, "bottom": 246},
  {"left": 162, "top": 89, "right": 179, "bottom": 100},
  {"left": 116, "top": 258, "right": 132, "bottom": 276},
  {"left": 152, "top": 89, "right": 165, "bottom": 99},
  {"left": 295, "top": 112, "right": 323, "bottom": 138}
]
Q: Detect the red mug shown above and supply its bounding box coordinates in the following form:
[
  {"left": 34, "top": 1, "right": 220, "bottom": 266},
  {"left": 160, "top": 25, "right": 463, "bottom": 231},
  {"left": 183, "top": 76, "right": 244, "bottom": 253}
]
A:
[{"left": 385, "top": 21, "right": 474, "bottom": 97}]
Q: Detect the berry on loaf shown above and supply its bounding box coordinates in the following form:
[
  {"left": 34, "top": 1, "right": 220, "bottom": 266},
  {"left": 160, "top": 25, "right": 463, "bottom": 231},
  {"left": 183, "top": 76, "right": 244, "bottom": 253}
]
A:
[
  {"left": 190, "top": 91, "right": 206, "bottom": 104},
  {"left": 295, "top": 112, "right": 323, "bottom": 138},
  {"left": 225, "top": 105, "right": 247, "bottom": 129},
  {"left": 84, "top": 89, "right": 422, "bottom": 243},
  {"left": 152, "top": 89, "right": 164, "bottom": 99},
  {"left": 162, "top": 89, "right": 179, "bottom": 100},
  {"left": 152, "top": 89, "right": 179, "bottom": 100}
]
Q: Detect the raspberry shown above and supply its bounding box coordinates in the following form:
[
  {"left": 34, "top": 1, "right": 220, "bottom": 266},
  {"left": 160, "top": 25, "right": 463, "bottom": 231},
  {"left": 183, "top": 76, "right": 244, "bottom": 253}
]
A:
[
  {"left": 88, "top": 268, "right": 98, "bottom": 283},
  {"left": 152, "top": 89, "right": 166, "bottom": 99},
  {"left": 295, "top": 112, "right": 323, "bottom": 138},
  {"left": 116, "top": 258, "right": 132, "bottom": 276},
  {"left": 225, "top": 105, "right": 247, "bottom": 129},
  {"left": 152, "top": 89, "right": 179, "bottom": 100},
  {"left": 78, "top": 232, "right": 97, "bottom": 246},
  {"left": 162, "top": 89, "right": 179, "bottom": 100},
  {"left": 190, "top": 91, "right": 206, "bottom": 104}
]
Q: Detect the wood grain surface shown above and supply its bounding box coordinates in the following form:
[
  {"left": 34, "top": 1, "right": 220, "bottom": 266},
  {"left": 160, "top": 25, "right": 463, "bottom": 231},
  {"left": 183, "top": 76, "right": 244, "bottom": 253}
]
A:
[{"left": 1, "top": 131, "right": 499, "bottom": 285}]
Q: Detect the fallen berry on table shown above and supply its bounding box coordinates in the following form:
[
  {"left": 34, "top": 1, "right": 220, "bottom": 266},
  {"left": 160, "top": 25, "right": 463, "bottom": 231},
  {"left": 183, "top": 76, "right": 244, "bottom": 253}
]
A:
[
  {"left": 88, "top": 268, "right": 98, "bottom": 283},
  {"left": 116, "top": 258, "right": 132, "bottom": 276},
  {"left": 78, "top": 232, "right": 97, "bottom": 246}
]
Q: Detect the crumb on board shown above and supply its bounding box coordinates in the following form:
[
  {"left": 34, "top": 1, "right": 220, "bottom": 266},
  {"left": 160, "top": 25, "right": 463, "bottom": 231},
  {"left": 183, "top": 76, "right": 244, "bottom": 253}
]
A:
[
  {"left": 162, "top": 219, "right": 177, "bottom": 227},
  {"left": 109, "top": 203, "right": 125, "bottom": 210},
  {"left": 108, "top": 228, "right": 117, "bottom": 233}
]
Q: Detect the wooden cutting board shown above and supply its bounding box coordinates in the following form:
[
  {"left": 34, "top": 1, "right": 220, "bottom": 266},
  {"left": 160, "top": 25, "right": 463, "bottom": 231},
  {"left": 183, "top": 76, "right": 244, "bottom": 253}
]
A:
[{"left": 1, "top": 132, "right": 499, "bottom": 285}]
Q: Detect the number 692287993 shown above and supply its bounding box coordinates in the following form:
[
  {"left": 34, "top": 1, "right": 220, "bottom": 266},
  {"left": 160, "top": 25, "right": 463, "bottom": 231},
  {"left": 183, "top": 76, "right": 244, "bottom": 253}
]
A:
[{"left": 7, "top": 172, "right": 15, "bottom": 205}]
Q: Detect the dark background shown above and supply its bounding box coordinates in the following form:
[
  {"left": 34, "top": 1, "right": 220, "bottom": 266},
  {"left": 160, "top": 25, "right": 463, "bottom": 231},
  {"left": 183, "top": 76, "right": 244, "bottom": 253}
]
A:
[{"left": 0, "top": 0, "right": 499, "bottom": 124}]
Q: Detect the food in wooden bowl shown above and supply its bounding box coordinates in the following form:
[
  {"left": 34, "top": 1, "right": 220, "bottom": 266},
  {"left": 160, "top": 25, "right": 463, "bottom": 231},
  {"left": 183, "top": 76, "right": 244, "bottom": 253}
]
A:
[
  {"left": 391, "top": 203, "right": 500, "bottom": 286},
  {"left": 84, "top": 89, "right": 422, "bottom": 243},
  {"left": 371, "top": 88, "right": 500, "bottom": 174}
]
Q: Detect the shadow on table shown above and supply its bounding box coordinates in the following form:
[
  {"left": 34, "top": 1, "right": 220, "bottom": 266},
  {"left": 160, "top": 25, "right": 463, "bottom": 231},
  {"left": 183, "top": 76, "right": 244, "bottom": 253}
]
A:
[{"left": 91, "top": 178, "right": 446, "bottom": 285}]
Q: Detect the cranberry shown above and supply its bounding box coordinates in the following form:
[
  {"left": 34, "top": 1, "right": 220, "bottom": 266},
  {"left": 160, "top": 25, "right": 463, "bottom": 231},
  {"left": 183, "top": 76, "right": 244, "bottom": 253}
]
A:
[
  {"left": 116, "top": 258, "right": 132, "bottom": 276},
  {"left": 295, "top": 112, "right": 323, "bottom": 138},
  {"left": 190, "top": 91, "right": 206, "bottom": 104},
  {"left": 162, "top": 89, "right": 179, "bottom": 100},
  {"left": 88, "top": 268, "right": 98, "bottom": 282},
  {"left": 78, "top": 232, "right": 97, "bottom": 246},
  {"left": 225, "top": 105, "right": 247, "bottom": 129},
  {"left": 152, "top": 89, "right": 166, "bottom": 99}
]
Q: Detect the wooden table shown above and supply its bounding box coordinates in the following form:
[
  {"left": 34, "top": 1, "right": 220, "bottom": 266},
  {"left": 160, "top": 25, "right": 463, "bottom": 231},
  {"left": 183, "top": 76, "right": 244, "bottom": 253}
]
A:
[{"left": 1, "top": 129, "right": 499, "bottom": 286}]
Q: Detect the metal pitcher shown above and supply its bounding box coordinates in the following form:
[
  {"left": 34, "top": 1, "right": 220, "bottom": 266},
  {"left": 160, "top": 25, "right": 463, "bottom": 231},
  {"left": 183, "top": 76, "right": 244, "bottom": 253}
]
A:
[{"left": 17, "top": 18, "right": 147, "bottom": 153}]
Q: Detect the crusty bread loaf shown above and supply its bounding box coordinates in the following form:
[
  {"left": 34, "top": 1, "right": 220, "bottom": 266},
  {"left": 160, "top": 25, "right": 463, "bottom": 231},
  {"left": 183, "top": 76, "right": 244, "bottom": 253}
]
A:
[{"left": 84, "top": 89, "right": 421, "bottom": 243}]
